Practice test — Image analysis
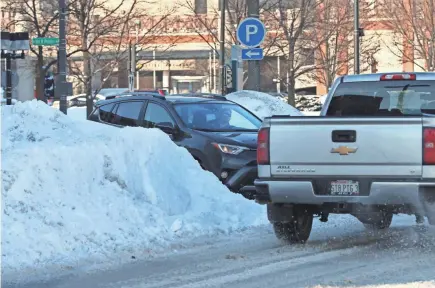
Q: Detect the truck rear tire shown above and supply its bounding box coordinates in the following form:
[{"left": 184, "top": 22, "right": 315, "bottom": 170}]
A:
[
  {"left": 362, "top": 211, "right": 393, "bottom": 230},
  {"left": 272, "top": 206, "right": 313, "bottom": 244}
]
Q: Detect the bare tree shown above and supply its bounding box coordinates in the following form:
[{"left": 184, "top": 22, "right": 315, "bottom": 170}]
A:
[
  {"left": 380, "top": 0, "right": 435, "bottom": 71},
  {"left": 312, "top": 0, "right": 381, "bottom": 89},
  {"left": 68, "top": 0, "right": 140, "bottom": 115},
  {"left": 262, "top": 0, "right": 329, "bottom": 106},
  {"left": 67, "top": 0, "right": 175, "bottom": 115}
]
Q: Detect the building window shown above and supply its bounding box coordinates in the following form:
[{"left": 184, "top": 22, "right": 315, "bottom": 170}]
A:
[{"left": 195, "top": 0, "right": 207, "bottom": 14}]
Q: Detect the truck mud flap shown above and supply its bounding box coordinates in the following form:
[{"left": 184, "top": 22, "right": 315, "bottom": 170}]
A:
[
  {"left": 267, "top": 204, "right": 294, "bottom": 223},
  {"left": 421, "top": 188, "right": 435, "bottom": 225}
]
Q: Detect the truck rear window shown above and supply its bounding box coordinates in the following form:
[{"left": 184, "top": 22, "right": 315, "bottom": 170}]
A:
[{"left": 326, "top": 80, "right": 435, "bottom": 116}]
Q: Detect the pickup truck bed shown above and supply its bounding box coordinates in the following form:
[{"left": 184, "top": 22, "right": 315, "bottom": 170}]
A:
[{"left": 255, "top": 72, "right": 435, "bottom": 244}]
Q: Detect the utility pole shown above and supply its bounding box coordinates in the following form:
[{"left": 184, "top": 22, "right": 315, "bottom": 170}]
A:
[
  {"left": 247, "top": 0, "right": 261, "bottom": 90},
  {"left": 219, "top": 0, "right": 226, "bottom": 94},
  {"left": 354, "top": 0, "right": 360, "bottom": 74},
  {"left": 58, "top": 0, "right": 67, "bottom": 114}
]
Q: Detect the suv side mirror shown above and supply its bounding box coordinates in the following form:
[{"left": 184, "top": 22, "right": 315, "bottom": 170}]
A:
[{"left": 155, "top": 122, "right": 176, "bottom": 135}]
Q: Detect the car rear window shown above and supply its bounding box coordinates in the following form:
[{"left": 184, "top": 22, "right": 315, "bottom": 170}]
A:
[{"left": 326, "top": 80, "right": 435, "bottom": 116}]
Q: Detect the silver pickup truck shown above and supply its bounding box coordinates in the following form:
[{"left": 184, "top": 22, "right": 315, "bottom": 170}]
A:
[{"left": 254, "top": 72, "right": 435, "bottom": 244}]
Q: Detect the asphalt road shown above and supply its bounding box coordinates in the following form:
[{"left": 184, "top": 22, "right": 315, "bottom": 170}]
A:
[{"left": 4, "top": 218, "right": 435, "bottom": 288}]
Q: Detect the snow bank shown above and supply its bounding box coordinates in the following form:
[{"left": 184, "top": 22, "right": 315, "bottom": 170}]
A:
[
  {"left": 1, "top": 100, "right": 266, "bottom": 274},
  {"left": 226, "top": 90, "right": 303, "bottom": 119},
  {"left": 67, "top": 107, "right": 87, "bottom": 121}
]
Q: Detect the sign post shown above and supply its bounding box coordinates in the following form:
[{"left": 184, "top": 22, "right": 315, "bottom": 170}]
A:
[
  {"left": 236, "top": 17, "right": 266, "bottom": 91},
  {"left": 230, "top": 45, "right": 243, "bottom": 92}
]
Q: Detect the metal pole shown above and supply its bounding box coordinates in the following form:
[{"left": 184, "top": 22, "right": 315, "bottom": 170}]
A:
[
  {"left": 213, "top": 50, "right": 216, "bottom": 92},
  {"left": 209, "top": 51, "right": 212, "bottom": 92},
  {"left": 58, "top": 0, "right": 67, "bottom": 114},
  {"left": 5, "top": 52, "right": 12, "bottom": 105},
  {"left": 354, "top": 0, "right": 360, "bottom": 74},
  {"left": 128, "top": 42, "right": 133, "bottom": 92},
  {"left": 277, "top": 56, "right": 280, "bottom": 93},
  {"left": 219, "top": 0, "right": 226, "bottom": 94},
  {"left": 136, "top": 26, "right": 140, "bottom": 89},
  {"left": 153, "top": 49, "right": 156, "bottom": 89},
  {"left": 247, "top": 0, "right": 261, "bottom": 90}
]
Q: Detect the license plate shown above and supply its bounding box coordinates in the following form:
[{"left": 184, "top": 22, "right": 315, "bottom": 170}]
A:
[{"left": 329, "top": 180, "right": 359, "bottom": 196}]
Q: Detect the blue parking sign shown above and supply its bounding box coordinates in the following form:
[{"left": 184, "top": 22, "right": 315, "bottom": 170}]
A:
[{"left": 236, "top": 17, "right": 266, "bottom": 48}]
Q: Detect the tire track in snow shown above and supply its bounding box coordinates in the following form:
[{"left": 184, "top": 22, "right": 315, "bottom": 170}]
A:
[{"left": 118, "top": 229, "right": 396, "bottom": 288}]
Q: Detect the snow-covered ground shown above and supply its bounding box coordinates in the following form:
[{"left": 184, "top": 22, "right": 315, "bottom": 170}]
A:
[
  {"left": 4, "top": 214, "right": 434, "bottom": 288},
  {"left": 226, "top": 90, "right": 303, "bottom": 119},
  {"left": 1, "top": 100, "right": 267, "bottom": 276}
]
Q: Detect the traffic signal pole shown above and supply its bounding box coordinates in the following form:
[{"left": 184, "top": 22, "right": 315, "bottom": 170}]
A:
[
  {"left": 1, "top": 32, "right": 29, "bottom": 105},
  {"left": 58, "top": 0, "right": 67, "bottom": 114},
  {"left": 5, "top": 53, "right": 12, "bottom": 105}
]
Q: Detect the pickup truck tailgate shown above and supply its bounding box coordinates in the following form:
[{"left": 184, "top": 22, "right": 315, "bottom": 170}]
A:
[{"left": 269, "top": 117, "right": 423, "bottom": 177}]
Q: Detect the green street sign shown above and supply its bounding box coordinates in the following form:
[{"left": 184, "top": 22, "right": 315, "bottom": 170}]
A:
[{"left": 32, "top": 38, "right": 59, "bottom": 46}]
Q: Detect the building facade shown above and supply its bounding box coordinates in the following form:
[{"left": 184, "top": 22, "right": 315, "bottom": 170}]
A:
[{"left": 1, "top": 0, "right": 433, "bottom": 97}]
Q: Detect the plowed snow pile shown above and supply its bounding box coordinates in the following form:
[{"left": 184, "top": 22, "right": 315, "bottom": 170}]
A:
[
  {"left": 1, "top": 100, "right": 266, "bottom": 273},
  {"left": 226, "top": 90, "right": 303, "bottom": 119}
]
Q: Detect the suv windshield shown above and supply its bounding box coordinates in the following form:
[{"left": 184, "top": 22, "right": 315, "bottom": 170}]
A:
[
  {"left": 326, "top": 80, "right": 435, "bottom": 116},
  {"left": 173, "top": 102, "right": 261, "bottom": 132}
]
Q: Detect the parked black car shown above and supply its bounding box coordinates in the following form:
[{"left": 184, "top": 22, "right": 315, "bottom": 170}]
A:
[{"left": 88, "top": 93, "right": 261, "bottom": 199}]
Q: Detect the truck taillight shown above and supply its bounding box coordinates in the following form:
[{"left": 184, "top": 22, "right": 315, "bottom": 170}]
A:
[
  {"left": 380, "top": 73, "right": 416, "bottom": 81},
  {"left": 423, "top": 128, "right": 435, "bottom": 165},
  {"left": 257, "top": 127, "right": 270, "bottom": 165}
]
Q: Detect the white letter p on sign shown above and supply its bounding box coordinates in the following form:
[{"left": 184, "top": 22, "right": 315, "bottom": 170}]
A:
[{"left": 246, "top": 25, "right": 258, "bottom": 42}]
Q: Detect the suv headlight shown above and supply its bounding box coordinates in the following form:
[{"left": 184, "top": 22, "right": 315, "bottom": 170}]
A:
[{"left": 213, "top": 143, "right": 248, "bottom": 155}]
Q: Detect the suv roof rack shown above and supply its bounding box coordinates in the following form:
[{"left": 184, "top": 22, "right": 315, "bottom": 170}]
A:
[
  {"left": 169, "top": 93, "right": 227, "bottom": 101},
  {"left": 122, "top": 91, "right": 166, "bottom": 100}
]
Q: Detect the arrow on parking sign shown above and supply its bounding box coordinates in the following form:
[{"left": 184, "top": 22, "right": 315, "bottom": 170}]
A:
[{"left": 241, "top": 48, "right": 264, "bottom": 60}]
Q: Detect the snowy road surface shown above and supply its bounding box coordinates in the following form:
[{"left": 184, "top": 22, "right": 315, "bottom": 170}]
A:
[{"left": 4, "top": 216, "right": 435, "bottom": 288}]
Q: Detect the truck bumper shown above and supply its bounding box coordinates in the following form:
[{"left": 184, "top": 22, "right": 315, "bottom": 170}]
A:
[{"left": 254, "top": 179, "right": 435, "bottom": 218}]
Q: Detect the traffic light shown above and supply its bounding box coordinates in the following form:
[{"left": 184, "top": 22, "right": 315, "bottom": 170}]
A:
[
  {"left": 225, "top": 64, "right": 232, "bottom": 88},
  {"left": 44, "top": 71, "right": 55, "bottom": 100}
]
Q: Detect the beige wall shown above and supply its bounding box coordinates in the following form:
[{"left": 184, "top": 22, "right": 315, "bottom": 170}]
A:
[{"left": 373, "top": 30, "right": 403, "bottom": 72}]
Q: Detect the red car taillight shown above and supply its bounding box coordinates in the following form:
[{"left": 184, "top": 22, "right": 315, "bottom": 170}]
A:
[
  {"left": 424, "top": 128, "right": 435, "bottom": 165},
  {"left": 158, "top": 89, "right": 165, "bottom": 96},
  {"left": 257, "top": 127, "right": 270, "bottom": 165}
]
